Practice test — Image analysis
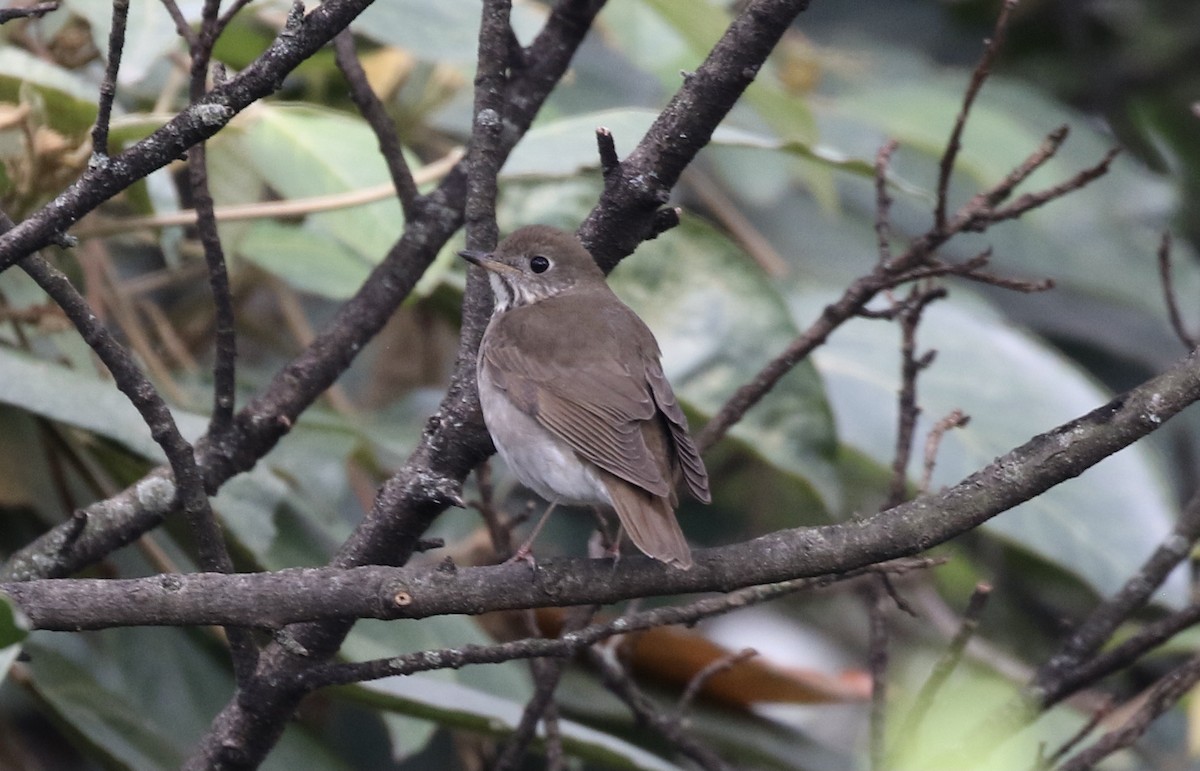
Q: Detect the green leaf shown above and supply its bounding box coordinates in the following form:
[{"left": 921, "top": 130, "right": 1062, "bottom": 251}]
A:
[
  {"left": 791, "top": 287, "right": 1183, "bottom": 603},
  {"left": 346, "top": 674, "right": 683, "bottom": 770},
  {"left": 24, "top": 628, "right": 349, "bottom": 771},
  {"left": 65, "top": 0, "right": 182, "bottom": 87},
  {"left": 241, "top": 104, "right": 404, "bottom": 262},
  {"left": 236, "top": 221, "right": 373, "bottom": 300},
  {"left": 0, "top": 48, "right": 96, "bottom": 135},
  {"left": 0, "top": 347, "right": 207, "bottom": 462},
  {"left": 341, "top": 616, "right": 533, "bottom": 761},
  {"left": 0, "top": 593, "right": 29, "bottom": 683},
  {"left": 505, "top": 108, "right": 889, "bottom": 183},
  {"left": 352, "top": 0, "right": 482, "bottom": 63}
]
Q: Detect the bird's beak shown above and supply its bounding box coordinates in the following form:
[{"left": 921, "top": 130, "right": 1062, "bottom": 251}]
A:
[{"left": 459, "top": 249, "right": 518, "bottom": 275}]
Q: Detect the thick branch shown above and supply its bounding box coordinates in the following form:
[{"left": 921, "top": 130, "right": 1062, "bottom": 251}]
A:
[{"left": 8, "top": 347, "right": 1200, "bottom": 631}]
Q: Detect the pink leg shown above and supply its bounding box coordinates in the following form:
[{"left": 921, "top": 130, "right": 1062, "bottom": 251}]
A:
[{"left": 505, "top": 501, "right": 558, "bottom": 570}]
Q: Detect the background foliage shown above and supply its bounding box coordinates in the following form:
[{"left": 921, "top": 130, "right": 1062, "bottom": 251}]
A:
[{"left": 0, "top": 0, "right": 1197, "bottom": 768}]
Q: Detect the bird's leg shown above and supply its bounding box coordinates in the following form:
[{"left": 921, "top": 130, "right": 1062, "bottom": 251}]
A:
[
  {"left": 505, "top": 500, "right": 559, "bottom": 571},
  {"left": 589, "top": 506, "right": 623, "bottom": 568}
]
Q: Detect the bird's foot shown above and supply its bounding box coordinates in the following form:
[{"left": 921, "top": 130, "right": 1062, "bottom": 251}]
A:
[{"left": 503, "top": 545, "right": 539, "bottom": 575}]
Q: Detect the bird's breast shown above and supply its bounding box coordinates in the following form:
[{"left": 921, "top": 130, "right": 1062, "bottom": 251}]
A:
[{"left": 477, "top": 363, "right": 612, "bottom": 506}]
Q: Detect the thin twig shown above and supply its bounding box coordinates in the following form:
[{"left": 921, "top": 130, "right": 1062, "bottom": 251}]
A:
[
  {"left": 919, "top": 408, "right": 970, "bottom": 493},
  {"left": 188, "top": 0, "right": 239, "bottom": 440},
  {"left": 1033, "top": 486, "right": 1200, "bottom": 706},
  {"left": 587, "top": 647, "right": 732, "bottom": 771},
  {"left": 493, "top": 605, "right": 597, "bottom": 771},
  {"left": 935, "top": 0, "right": 1018, "bottom": 229},
  {"left": 214, "top": 0, "right": 256, "bottom": 37},
  {"left": 0, "top": 2, "right": 60, "bottom": 24},
  {"left": 333, "top": 31, "right": 422, "bottom": 218},
  {"left": 677, "top": 647, "right": 756, "bottom": 717},
  {"left": 1156, "top": 231, "right": 1196, "bottom": 349},
  {"left": 158, "top": 0, "right": 199, "bottom": 51},
  {"left": 890, "top": 583, "right": 991, "bottom": 762},
  {"left": 885, "top": 285, "right": 946, "bottom": 509},
  {"left": 875, "top": 139, "right": 898, "bottom": 263},
  {"left": 20, "top": 256, "right": 231, "bottom": 574},
  {"left": 91, "top": 0, "right": 131, "bottom": 159},
  {"left": 985, "top": 148, "right": 1121, "bottom": 225},
  {"left": 1056, "top": 654, "right": 1200, "bottom": 771},
  {"left": 955, "top": 486, "right": 1200, "bottom": 762},
  {"left": 463, "top": 0, "right": 511, "bottom": 255},
  {"left": 1036, "top": 698, "right": 1113, "bottom": 770},
  {"left": 867, "top": 585, "right": 890, "bottom": 771},
  {"left": 75, "top": 149, "right": 463, "bottom": 238}
]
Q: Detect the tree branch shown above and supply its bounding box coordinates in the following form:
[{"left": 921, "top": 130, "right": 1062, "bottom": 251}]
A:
[{"left": 7, "top": 345, "right": 1200, "bottom": 632}]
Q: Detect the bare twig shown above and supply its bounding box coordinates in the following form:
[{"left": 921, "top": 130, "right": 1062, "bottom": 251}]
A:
[
  {"left": 463, "top": 0, "right": 511, "bottom": 254},
  {"left": 1033, "top": 486, "right": 1200, "bottom": 707},
  {"left": 493, "top": 605, "right": 596, "bottom": 771},
  {"left": 0, "top": 2, "right": 60, "bottom": 24},
  {"left": 885, "top": 286, "right": 946, "bottom": 509},
  {"left": 891, "top": 583, "right": 992, "bottom": 761},
  {"left": 587, "top": 647, "right": 732, "bottom": 771},
  {"left": 935, "top": 0, "right": 1017, "bottom": 229},
  {"left": 985, "top": 148, "right": 1121, "bottom": 226},
  {"left": 919, "top": 408, "right": 970, "bottom": 493},
  {"left": 158, "top": 0, "right": 199, "bottom": 50},
  {"left": 1056, "top": 654, "right": 1200, "bottom": 771},
  {"left": 875, "top": 139, "right": 898, "bottom": 263},
  {"left": 91, "top": 0, "right": 131, "bottom": 159},
  {"left": 867, "top": 585, "right": 890, "bottom": 771},
  {"left": 957, "top": 486, "right": 1200, "bottom": 761},
  {"left": 75, "top": 150, "right": 462, "bottom": 238},
  {"left": 1036, "top": 698, "right": 1113, "bottom": 770},
  {"left": 215, "top": 0, "right": 256, "bottom": 37},
  {"left": 1156, "top": 231, "right": 1196, "bottom": 349},
  {"left": 333, "top": 30, "right": 422, "bottom": 218},
  {"left": 677, "top": 647, "right": 757, "bottom": 716}
]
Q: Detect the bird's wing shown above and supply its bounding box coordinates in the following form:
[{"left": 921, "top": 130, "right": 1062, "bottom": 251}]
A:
[
  {"left": 645, "top": 359, "right": 711, "bottom": 503},
  {"left": 480, "top": 294, "right": 672, "bottom": 498}
]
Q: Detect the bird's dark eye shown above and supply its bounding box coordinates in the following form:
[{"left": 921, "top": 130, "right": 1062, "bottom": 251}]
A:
[{"left": 529, "top": 255, "right": 550, "bottom": 274}]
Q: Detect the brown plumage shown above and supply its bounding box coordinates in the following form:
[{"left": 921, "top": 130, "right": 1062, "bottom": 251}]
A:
[{"left": 462, "top": 225, "right": 710, "bottom": 569}]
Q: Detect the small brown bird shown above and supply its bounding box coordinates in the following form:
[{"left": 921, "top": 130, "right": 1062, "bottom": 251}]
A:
[{"left": 460, "top": 225, "right": 710, "bottom": 569}]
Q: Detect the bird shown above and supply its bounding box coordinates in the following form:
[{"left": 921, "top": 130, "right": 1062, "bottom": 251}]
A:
[{"left": 460, "top": 225, "right": 710, "bottom": 569}]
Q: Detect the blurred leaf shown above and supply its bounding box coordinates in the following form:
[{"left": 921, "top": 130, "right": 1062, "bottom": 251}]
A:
[
  {"left": 0, "top": 347, "right": 207, "bottom": 462},
  {"left": 0, "top": 592, "right": 29, "bottom": 683},
  {"left": 348, "top": 674, "right": 683, "bottom": 770},
  {"left": 241, "top": 104, "right": 404, "bottom": 262},
  {"left": 601, "top": 0, "right": 833, "bottom": 206},
  {"left": 612, "top": 216, "right": 842, "bottom": 515},
  {"left": 65, "top": 0, "right": 182, "bottom": 86},
  {"left": 26, "top": 642, "right": 183, "bottom": 768},
  {"left": 536, "top": 607, "right": 868, "bottom": 707},
  {"left": 236, "top": 221, "right": 372, "bottom": 300},
  {"left": 216, "top": 409, "right": 365, "bottom": 565},
  {"left": 888, "top": 654, "right": 1078, "bottom": 771},
  {"left": 341, "top": 616, "right": 532, "bottom": 761},
  {"left": 353, "top": 0, "right": 482, "bottom": 64},
  {"left": 25, "top": 628, "right": 349, "bottom": 771},
  {"left": 505, "top": 108, "right": 889, "bottom": 183},
  {"left": 0, "top": 48, "right": 96, "bottom": 135},
  {"left": 791, "top": 287, "right": 1183, "bottom": 604}
]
